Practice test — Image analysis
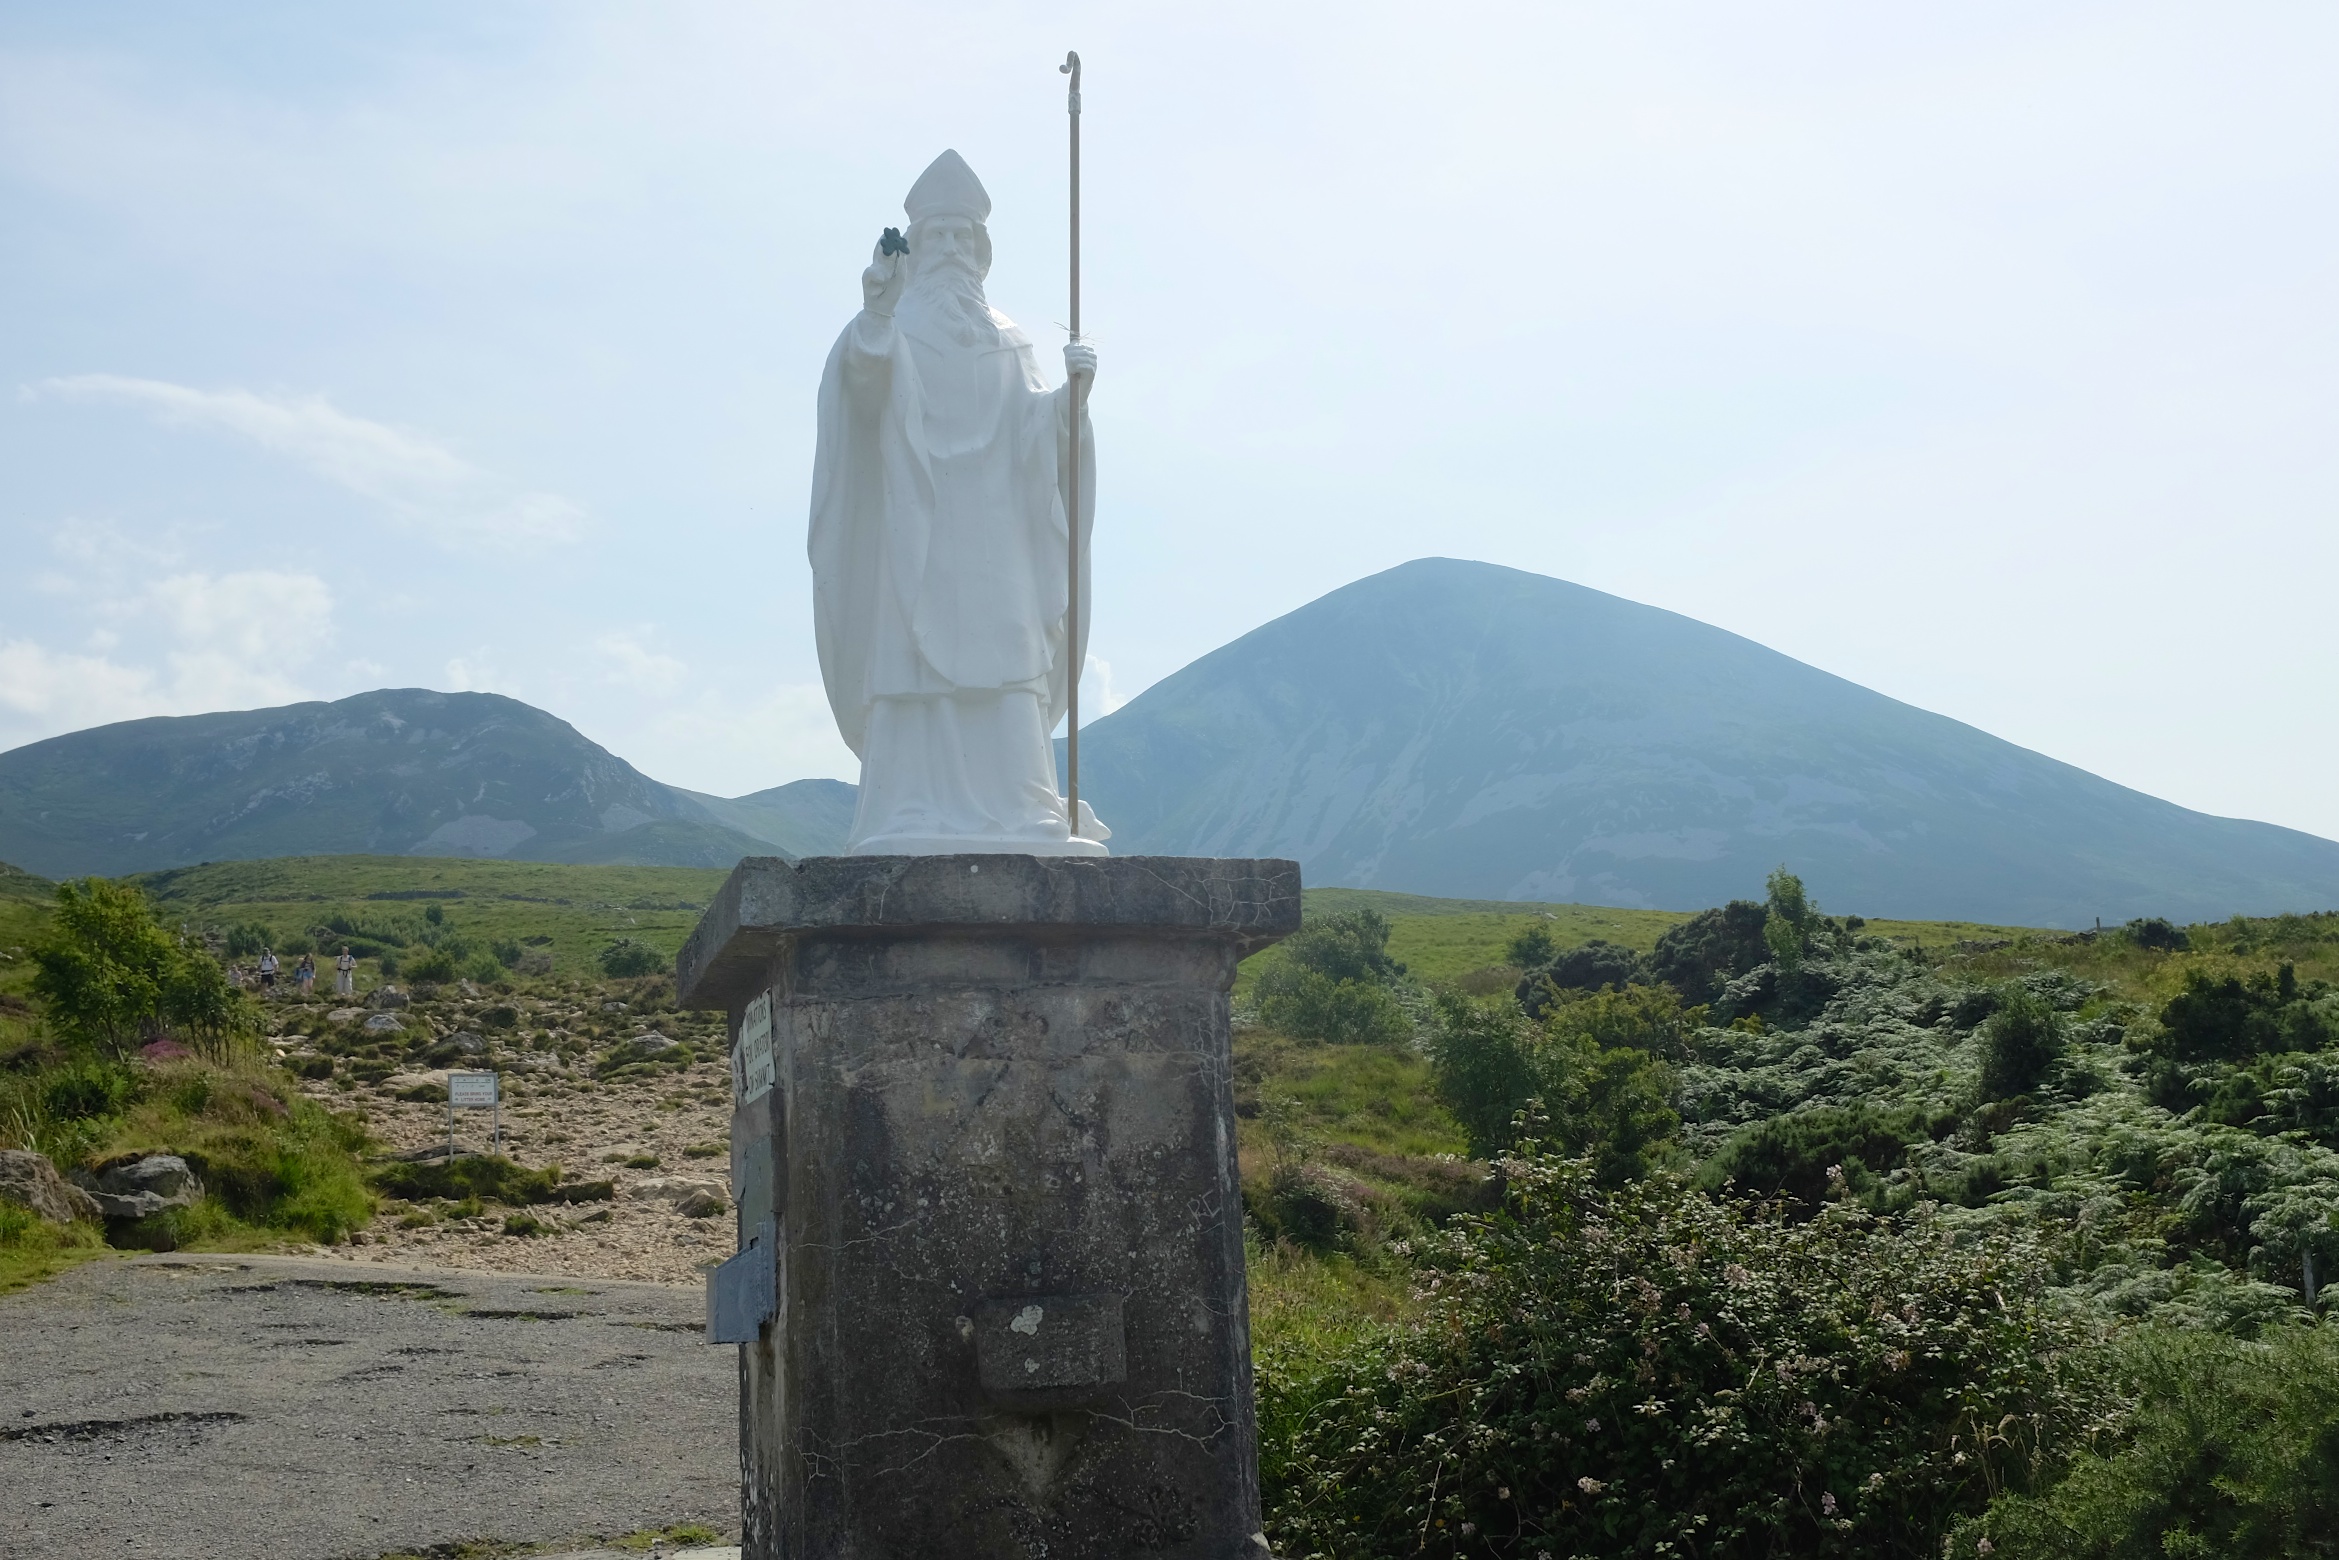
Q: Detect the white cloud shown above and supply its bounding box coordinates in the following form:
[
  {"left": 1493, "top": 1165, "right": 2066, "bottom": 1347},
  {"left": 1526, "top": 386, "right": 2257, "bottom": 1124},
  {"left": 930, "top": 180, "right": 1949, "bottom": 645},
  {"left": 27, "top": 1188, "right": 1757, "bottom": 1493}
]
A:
[
  {"left": 596, "top": 628, "right": 688, "bottom": 694},
  {"left": 1080, "top": 654, "right": 1129, "bottom": 719},
  {"left": 144, "top": 569, "right": 332, "bottom": 667},
  {"left": 605, "top": 681, "right": 858, "bottom": 796},
  {"left": 32, "top": 374, "right": 582, "bottom": 549},
  {"left": 0, "top": 570, "right": 334, "bottom": 746},
  {"left": 0, "top": 639, "right": 160, "bottom": 724}
]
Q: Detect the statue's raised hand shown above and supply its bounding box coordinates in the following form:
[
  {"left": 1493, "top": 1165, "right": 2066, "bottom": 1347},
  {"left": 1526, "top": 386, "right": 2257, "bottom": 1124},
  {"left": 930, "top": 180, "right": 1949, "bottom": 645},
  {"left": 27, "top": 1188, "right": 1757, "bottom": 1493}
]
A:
[
  {"left": 1064, "top": 341, "right": 1097, "bottom": 385},
  {"left": 862, "top": 238, "right": 907, "bottom": 318}
]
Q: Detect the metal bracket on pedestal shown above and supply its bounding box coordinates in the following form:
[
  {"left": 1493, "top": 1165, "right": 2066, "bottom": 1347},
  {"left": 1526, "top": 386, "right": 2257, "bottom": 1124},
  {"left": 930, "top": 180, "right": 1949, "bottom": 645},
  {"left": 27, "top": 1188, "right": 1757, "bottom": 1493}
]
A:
[{"left": 707, "top": 1216, "right": 777, "bottom": 1344}]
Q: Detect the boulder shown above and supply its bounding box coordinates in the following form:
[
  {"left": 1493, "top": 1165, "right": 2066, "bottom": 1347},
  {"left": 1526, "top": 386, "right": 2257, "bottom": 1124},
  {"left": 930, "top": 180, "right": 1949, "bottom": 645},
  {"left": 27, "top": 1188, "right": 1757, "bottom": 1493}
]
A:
[
  {"left": 631, "top": 1175, "right": 729, "bottom": 1217},
  {"left": 362, "top": 1012, "right": 405, "bottom": 1034},
  {"left": 381, "top": 1069, "right": 452, "bottom": 1096},
  {"left": 76, "top": 1154, "right": 203, "bottom": 1221},
  {"left": 369, "top": 986, "right": 411, "bottom": 1010},
  {"left": 326, "top": 1007, "right": 365, "bottom": 1025},
  {"left": 0, "top": 1149, "right": 101, "bottom": 1225}
]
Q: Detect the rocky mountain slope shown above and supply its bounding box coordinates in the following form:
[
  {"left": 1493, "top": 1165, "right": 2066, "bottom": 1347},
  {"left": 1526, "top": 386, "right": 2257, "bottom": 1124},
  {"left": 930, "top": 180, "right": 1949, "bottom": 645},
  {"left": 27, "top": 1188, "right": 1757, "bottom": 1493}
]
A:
[
  {"left": 0, "top": 690, "right": 833, "bottom": 877},
  {"left": 1071, "top": 559, "right": 2339, "bottom": 926}
]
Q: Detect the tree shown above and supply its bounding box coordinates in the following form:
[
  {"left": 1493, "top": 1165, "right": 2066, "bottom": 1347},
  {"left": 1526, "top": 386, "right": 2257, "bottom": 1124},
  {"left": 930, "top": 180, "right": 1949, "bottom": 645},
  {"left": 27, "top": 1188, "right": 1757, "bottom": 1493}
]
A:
[
  {"left": 1763, "top": 866, "right": 1819, "bottom": 972},
  {"left": 31, "top": 879, "right": 252, "bottom": 1058}
]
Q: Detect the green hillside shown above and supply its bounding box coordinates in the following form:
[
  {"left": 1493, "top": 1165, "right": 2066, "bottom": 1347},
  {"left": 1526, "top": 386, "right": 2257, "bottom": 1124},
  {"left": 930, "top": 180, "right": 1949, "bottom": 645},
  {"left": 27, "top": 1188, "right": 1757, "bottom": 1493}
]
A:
[
  {"left": 126, "top": 855, "right": 728, "bottom": 979},
  {"left": 0, "top": 688, "right": 838, "bottom": 877}
]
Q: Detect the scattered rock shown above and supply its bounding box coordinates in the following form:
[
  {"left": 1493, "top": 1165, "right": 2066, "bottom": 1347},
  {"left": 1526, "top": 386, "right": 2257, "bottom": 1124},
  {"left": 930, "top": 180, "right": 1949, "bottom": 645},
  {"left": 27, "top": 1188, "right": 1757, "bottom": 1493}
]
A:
[
  {"left": 363, "top": 1013, "right": 406, "bottom": 1034},
  {"left": 369, "top": 986, "right": 411, "bottom": 1010},
  {"left": 327, "top": 1007, "right": 365, "bottom": 1025},
  {"left": 601, "top": 1000, "right": 629, "bottom": 1013},
  {"left": 631, "top": 1176, "right": 729, "bottom": 1216},
  {"left": 75, "top": 1154, "right": 203, "bottom": 1221},
  {"left": 630, "top": 1032, "right": 678, "bottom": 1054},
  {"left": 431, "top": 1031, "right": 488, "bottom": 1061},
  {"left": 0, "top": 1148, "right": 101, "bottom": 1225},
  {"left": 460, "top": 980, "right": 483, "bottom": 999}
]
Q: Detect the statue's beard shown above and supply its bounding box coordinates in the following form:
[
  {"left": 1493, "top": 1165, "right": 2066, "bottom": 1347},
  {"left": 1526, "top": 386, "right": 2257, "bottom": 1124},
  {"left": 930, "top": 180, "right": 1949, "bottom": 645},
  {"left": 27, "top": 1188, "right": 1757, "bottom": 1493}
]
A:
[{"left": 900, "top": 257, "right": 999, "bottom": 346}]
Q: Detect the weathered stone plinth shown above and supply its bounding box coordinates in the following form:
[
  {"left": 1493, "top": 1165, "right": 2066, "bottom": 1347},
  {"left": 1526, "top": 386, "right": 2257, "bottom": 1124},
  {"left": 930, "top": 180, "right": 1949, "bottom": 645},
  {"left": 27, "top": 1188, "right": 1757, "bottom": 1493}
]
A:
[{"left": 676, "top": 854, "right": 1300, "bottom": 1559}]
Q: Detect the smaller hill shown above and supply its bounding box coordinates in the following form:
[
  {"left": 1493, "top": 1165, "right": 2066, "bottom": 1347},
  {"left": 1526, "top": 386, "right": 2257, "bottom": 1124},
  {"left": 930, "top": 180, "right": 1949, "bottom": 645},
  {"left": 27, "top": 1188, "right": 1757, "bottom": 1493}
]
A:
[
  {"left": 0, "top": 860, "right": 53, "bottom": 904},
  {"left": 0, "top": 689, "right": 852, "bottom": 877},
  {"left": 678, "top": 779, "right": 856, "bottom": 859}
]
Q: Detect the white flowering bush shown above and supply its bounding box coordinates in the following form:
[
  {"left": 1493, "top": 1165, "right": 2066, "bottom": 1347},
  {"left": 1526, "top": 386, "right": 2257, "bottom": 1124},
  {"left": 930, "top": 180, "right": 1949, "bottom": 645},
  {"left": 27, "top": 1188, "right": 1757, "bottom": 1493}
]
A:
[{"left": 1260, "top": 1148, "right": 2115, "bottom": 1559}]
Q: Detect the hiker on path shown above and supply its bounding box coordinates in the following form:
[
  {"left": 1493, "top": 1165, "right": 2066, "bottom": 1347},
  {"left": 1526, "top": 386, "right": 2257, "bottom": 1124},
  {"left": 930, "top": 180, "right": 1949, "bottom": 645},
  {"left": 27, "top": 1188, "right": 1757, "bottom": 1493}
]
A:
[
  {"left": 336, "top": 946, "right": 356, "bottom": 998},
  {"left": 258, "top": 949, "right": 279, "bottom": 992},
  {"left": 297, "top": 952, "right": 316, "bottom": 997}
]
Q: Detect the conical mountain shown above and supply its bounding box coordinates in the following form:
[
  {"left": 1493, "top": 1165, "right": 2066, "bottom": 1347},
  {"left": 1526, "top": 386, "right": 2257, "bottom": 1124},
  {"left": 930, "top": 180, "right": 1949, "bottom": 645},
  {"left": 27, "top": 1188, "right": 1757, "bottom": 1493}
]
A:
[{"left": 1072, "top": 558, "right": 2339, "bottom": 926}]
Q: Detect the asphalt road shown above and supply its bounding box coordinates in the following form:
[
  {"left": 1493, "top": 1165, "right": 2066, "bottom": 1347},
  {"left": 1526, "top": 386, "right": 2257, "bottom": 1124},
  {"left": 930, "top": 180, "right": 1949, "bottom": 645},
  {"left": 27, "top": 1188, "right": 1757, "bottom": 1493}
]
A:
[{"left": 1, "top": 1253, "right": 738, "bottom": 1560}]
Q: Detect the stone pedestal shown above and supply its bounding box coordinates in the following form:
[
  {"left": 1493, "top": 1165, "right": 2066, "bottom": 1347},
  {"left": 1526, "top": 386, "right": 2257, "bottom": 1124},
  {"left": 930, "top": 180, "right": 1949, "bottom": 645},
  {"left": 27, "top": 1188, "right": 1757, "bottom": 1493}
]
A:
[{"left": 676, "top": 854, "right": 1300, "bottom": 1559}]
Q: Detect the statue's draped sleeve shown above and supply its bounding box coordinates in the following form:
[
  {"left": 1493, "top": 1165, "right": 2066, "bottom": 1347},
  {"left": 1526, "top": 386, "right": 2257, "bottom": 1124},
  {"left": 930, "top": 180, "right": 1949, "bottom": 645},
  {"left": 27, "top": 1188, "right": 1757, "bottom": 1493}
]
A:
[
  {"left": 809, "top": 307, "right": 1095, "bottom": 758},
  {"left": 809, "top": 310, "right": 932, "bottom": 759}
]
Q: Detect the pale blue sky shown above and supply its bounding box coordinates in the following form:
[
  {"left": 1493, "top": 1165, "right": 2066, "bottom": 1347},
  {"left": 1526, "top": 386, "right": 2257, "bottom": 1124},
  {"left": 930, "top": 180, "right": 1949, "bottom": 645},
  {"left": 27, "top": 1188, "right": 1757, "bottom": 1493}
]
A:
[{"left": 3, "top": 3, "right": 2335, "bottom": 839}]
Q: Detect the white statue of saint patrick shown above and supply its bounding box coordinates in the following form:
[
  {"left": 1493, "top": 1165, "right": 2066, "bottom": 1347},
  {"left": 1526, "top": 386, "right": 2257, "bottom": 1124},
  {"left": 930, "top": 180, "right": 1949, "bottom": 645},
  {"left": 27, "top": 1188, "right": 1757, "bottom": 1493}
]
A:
[{"left": 809, "top": 149, "right": 1109, "bottom": 857}]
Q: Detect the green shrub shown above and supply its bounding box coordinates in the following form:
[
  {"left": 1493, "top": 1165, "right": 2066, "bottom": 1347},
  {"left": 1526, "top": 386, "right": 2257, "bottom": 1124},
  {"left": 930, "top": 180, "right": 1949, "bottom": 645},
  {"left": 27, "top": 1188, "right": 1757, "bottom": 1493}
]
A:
[
  {"left": 222, "top": 922, "right": 274, "bottom": 958},
  {"left": 1505, "top": 923, "right": 1557, "bottom": 969},
  {"left": 2121, "top": 917, "right": 2191, "bottom": 953},
  {"left": 1957, "top": 1324, "right": 2339, "bottom": 1558},
  {"left": 598, "top": 938, "right": 664, "bottom": 979},
  {"left": 41, "top": 1058, "right": 137, "bottom": 1121},
  {"left": 2154, "top": 965, "right": 2334, "bottom": 1064},
  {"left": 1278, "top": 909, "right": 1406, "bottom": 985},
  {"left": 1979, "top": 987, "right": 2068, "bottom": 1101},
  {"left": 403, "top": 947, "right": 459, "bottom": 984},
  {"left": 1646, "top": 899, "right": 1771, "bottom": 1001},
  {"left": 1697, "top": 1104, "right": 1939, "bottom": 1212},
  {"left": 1257, "top": 968, "right": 1412, "bottom": 1045},
  {"left": 1262, "top": 1149, "right": 2111, "bottom": 1560},
  {"left": 1427, "top": 991, "right": 1677, "bottom": 1181},
  {"left": 372, "top": 1155, "right": 610, "bottom": 1207}
]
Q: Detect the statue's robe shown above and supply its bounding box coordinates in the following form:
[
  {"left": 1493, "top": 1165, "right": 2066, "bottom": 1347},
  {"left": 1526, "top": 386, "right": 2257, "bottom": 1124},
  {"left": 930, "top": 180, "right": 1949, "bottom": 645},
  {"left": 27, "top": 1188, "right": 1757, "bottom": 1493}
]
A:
[{"left": 809, "top": 293, "right": 1103, "bottom": 853}]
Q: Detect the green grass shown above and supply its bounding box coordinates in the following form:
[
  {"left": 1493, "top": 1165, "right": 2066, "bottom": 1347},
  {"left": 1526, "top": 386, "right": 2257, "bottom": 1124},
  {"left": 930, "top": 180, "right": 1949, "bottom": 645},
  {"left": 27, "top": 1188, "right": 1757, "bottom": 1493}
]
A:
[
  {"left": 0, "top": 1208, "right": 110, "bottom": 1295},
  {"left": 1246, "top": 887, "right": 2045, "bottom": 995},
  {"left": 129, "top": 855, "right": 726, "bottom": 983}
]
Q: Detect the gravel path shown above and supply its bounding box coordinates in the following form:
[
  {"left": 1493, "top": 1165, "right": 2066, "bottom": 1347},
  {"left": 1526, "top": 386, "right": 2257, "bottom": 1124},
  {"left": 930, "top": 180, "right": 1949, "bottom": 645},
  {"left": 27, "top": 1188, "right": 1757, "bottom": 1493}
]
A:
[{"left": 1, "top": 1253, "right": 737, "bottom": 1559}]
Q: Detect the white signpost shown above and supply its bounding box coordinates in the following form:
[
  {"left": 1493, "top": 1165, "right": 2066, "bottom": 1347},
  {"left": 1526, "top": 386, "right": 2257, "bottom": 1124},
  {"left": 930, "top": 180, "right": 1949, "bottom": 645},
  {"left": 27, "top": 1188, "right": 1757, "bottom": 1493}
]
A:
[
  {"left": 734, "top": 992, "right": 775, "bottom": 1106},
  {"left": 446, "top": 1069, "right": 500, "bottom": 1159}
]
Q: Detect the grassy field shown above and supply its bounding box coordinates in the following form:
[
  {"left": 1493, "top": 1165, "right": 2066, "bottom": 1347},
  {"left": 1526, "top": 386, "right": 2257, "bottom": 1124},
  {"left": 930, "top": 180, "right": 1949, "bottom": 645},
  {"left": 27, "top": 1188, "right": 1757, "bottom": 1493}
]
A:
[
  {"left": 1289, "top": 885, "right": 2043, "bottom": 990},
  {"left": 126, "top": 855, "right": 729, "bottom": 981}
]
